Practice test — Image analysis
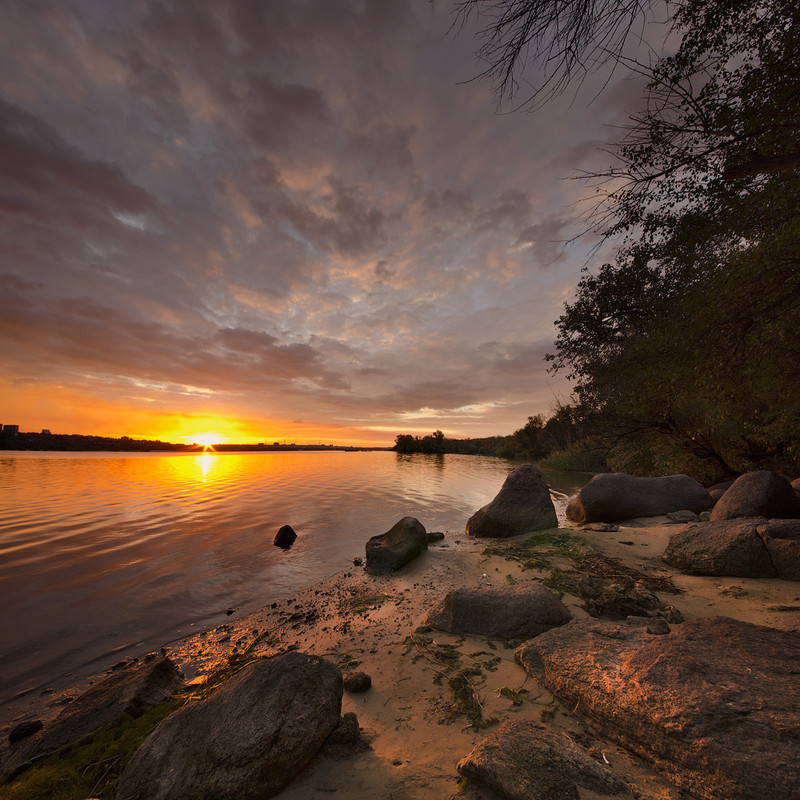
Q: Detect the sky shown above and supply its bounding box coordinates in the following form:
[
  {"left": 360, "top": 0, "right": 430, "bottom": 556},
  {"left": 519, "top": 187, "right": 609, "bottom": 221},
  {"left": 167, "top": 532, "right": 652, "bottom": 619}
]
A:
[{"left": 0, "top": 0, "right": 648, "bottom": 446}]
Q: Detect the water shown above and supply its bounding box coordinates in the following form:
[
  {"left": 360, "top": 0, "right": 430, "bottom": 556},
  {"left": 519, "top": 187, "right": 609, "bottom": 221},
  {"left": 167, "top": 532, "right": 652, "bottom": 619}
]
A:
[{"left": 0, "top": 450, "right": 590, "bottom": 707}]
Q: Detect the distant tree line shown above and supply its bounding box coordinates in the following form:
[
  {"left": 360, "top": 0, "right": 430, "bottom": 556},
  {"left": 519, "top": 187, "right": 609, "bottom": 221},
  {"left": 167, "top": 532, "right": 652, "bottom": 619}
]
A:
[{"left": 394, "top": 406, "right": 605, "bottom": 468}]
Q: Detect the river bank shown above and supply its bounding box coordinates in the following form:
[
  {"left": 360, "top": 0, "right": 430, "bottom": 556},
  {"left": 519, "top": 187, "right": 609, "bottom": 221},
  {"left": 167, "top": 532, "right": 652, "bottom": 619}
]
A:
[{"left": 5, "top": 510, "right": 799, "bottom": 799}]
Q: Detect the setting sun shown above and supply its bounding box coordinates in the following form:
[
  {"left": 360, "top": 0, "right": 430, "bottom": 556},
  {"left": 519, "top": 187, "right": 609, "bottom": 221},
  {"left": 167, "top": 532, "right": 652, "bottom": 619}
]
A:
[{"left": 193, "top": 433, "right": 223, "bottom": 448}]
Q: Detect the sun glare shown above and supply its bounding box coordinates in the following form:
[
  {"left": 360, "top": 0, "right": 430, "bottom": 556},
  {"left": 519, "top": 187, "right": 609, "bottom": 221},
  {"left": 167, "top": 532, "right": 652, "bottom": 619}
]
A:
[{"left": 194, "top": 433, "right": 222, "bottom": 450}]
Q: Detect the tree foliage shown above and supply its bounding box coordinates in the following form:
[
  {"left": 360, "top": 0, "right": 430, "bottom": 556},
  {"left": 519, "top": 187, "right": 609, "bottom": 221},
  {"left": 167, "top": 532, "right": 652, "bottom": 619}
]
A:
[{"left": 460, "top": 0, "right": 800, "bottom": 478}]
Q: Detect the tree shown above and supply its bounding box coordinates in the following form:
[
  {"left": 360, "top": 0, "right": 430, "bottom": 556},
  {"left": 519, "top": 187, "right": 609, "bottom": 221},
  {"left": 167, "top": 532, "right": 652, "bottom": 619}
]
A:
[
  {"left": 458, "top": 0, "right": 800, "bottom": 477},
  {"left": 453, "top": 0, "right": 659, "bottom": 109}
]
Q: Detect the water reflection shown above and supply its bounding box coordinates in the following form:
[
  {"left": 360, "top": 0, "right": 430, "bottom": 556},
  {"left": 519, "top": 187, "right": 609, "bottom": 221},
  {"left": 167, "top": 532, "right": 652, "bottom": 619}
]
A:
[{"left": 0, "top": 450, "right": 590, "bottom": 711}]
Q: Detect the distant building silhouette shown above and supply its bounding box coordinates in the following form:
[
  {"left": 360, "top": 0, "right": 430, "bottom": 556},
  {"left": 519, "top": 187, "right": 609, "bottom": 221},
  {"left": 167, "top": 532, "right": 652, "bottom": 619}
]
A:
[{"left": 2, "top": 424, "right": 19, "bottom": 435}]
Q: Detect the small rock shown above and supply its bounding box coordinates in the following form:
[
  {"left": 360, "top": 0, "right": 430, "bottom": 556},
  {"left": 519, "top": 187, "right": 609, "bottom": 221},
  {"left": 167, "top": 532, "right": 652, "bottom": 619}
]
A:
[
  {"left": 666, "top": 509, "right": 700, "bottom": 523},
  {"left": 427, "top": 531, "right": 445, "bottom": 542},
  {"left": 273, "top": 524, "right": 298, "bottom": 549},
  {"left": 343, "top": 671, "right": 372, "bottom": 693},
  {"left": 8, "top": 720, "right": 43, "bottom": 744},
  {"left": 352, "top": 557, "right": 363, "bottom": 566}
]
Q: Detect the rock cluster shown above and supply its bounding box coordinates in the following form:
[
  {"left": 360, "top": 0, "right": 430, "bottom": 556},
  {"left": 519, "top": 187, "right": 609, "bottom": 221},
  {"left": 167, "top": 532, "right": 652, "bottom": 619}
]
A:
[{"left": 466, "top": 464, "right": 557, "bottom": 537}]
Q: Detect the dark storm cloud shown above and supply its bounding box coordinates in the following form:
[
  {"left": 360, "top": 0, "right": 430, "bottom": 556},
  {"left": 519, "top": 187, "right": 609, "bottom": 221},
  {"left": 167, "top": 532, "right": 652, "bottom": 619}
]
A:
[{"left": 0, "top": 97, "right": 157, "bottom": 217}]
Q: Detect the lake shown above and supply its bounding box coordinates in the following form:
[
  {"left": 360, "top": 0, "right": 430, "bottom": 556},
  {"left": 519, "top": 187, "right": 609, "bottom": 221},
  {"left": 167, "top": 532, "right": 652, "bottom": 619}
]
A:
[{"left": 0, "top": 450, "right": 590, "bottom": 710}]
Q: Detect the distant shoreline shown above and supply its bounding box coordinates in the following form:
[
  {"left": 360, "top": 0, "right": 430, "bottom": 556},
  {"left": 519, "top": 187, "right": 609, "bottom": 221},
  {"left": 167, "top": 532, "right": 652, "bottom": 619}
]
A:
[{"left": 0, "top": 431, "right": 392, "bottom": 453}]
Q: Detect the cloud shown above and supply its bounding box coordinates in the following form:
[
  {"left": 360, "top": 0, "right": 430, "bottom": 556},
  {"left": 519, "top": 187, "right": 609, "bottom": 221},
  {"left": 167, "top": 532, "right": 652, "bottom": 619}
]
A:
[{"left": 0, "top": 0, "right": 641, "bottom": 441}]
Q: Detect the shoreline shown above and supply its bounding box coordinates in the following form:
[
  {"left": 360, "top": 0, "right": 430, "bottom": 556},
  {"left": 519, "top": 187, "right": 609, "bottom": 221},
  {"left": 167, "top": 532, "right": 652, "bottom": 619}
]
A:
[{"left": 5, "top": 510, "right": 800, "bottom": 798}]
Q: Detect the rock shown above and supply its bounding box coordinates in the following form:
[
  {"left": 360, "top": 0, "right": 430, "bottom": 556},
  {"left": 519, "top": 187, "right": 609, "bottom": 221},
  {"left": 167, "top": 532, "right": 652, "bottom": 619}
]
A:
[
  {"left": 665, "top": 509, "right": 700, "bottom": 523},
  {"left": 365, "top": 516, "right": 428, "bottom": 575},
  {"left": 559, "top": 573, "right": 665, "bottom": 621},
  {"left": 457, "top": 719, "right": 625, "bottom": 800},
  {"left": 423, "top": 584, "right": 571, "bottom": 639},
  {"left": 758, "top": 519, "right": 800, "bottom": 581},
  {"left": 273, "top": 524, "right": 297, "bottom": 548},
  {"left": 663, "top": 518, "right": 777, "bottom": 578},
  {"left": 515, "top": 616, "right": 800, "bottom": 800},
  {"left": 426, "top": 531, "right": 445, "bottom": 542},
  {"left": 4, "top": 656, "right": 183, "bottom": 772},
  {"left": 115, "top": 652, "right": 342, "bottom": 800},
  {"left": 466, "top": 464, "right": 557, "bottom": 538},
  {"left": 625, "top": 615, "right": 670, "bottom": 634},
  {"left": 7, "top": 720, "right": 42, "bottom": 744},
  {"left": 342, "top": 671, "right": 371, "bottom": 693},
  {"left": 320, "top": 712, "right": 369, "bottom": 759},
  {"left": 710, "top": 470, "right": 800, "bottom": 521},
  {"left": 708, "top": 480, "right": 734, "bottom": 502},
  {"left": 566, "top": 473, "right": 713, "bottom": 523}
]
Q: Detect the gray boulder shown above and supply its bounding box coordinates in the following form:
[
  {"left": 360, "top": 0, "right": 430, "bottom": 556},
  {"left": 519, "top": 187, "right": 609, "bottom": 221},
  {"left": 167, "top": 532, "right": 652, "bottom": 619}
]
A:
[
  {"left": 566, "top": 473, "right": 713, "bottom": 523},
  {"left": 457, "top": 719, "right": 625, "bottom": 800},
  {"left": 115, "top": 652, "right": 342, "bottom": 800},
  {"left": 466, "top": 464, "right": 557, "bottom": 538},
  {"left": 710, "top": 470, "right": 800, "bottom": 520},
  {"left": 423, "top": 584, "right": 571, "bottom": 639},
  {"left": 663, "top": 518, "right": 777, "bottom": 578},
  {"left": 515, "top": 616, "right": 800, "bottom": 800},
  {"left": 3, "top": 657, "right": 183, "bottom": 772},
  {"left": 365, "top": 516, "right": 428, "bottom": 575}
]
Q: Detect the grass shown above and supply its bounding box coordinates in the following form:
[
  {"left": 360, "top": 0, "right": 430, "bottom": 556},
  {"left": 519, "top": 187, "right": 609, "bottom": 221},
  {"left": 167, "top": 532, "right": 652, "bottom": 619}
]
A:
[
  {"left": 484, "top": 529, "right": 681, "bottom": 595},
  {"left": 410, "top": 635, "right": 499, "bottom": 729},
  {"left": 0, "top": 702, "right": 178, "bottom": 800}
]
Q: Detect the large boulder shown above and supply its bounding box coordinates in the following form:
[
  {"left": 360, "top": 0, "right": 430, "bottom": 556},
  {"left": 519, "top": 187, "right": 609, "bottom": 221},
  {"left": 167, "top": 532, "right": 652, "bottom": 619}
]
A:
[
  {"left": 710, "top": 470, "right": 800, "bottom": 520},
  {"left": 423, "top": 584, "right": 571, "bottom": 639},
  {"left": 663, "top": 518, "right": 777, "bottom": 578},
  {"left": 466, "top": 464, "right": 557, "bottom": 538},
  {"left": 3, "top": 656, "right": 183, "bottom": 773},
  {"left": 365, "top": 516, "right": 428, "bottom": 575},
  {"left": 457, "top": 719, "right": 625, "bottom": 800},
  {"left": 115, "top": 652, "right": 342, "bottom": 800},
  {"left": 664, "top": 518, "right": 800, "bottom": 581},
  {"left": 566, "top": 473, "right": 713, "bottom": 523},
  {"left": 515, "top": 617, "right": 800, "bottom": 800}
]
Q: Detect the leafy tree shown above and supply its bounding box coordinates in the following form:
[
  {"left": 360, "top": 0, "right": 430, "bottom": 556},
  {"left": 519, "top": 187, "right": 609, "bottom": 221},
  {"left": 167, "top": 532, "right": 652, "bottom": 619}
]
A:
[{"left": 459, "top": 0, "right": 800, "bottom": 478}]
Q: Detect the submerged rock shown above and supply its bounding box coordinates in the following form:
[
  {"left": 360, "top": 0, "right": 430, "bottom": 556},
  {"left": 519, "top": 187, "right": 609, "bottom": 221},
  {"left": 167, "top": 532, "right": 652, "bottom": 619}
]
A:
[
  {"left": 457, "top": 719, "right": 625, "bottom": 800},
  {"left": 115, "top": 652, "right": 342, "bottom": 800},
  {"left": 515, "top": 616, "right": 800, "bottom": 800},
  {"left": 466, "top": 464, "right": 557, "bottom": 538},
  {"left": 273, "top": 524, "right": 298, "bottom": 548},
  {"left": 365, "top": 516, "right": 428, "bottom": 575},
  {"left": 566, "top": 473, "right": 713, "bottom": 523},
  {"left": 423, "top": 584, "right": 571, "bottom": 639}
]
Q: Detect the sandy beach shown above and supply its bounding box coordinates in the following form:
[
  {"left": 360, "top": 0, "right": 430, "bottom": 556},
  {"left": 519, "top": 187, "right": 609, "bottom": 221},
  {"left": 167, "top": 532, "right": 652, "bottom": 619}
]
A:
[{"left": 4, "top": 508, "right": 800, "bottom": 799}]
